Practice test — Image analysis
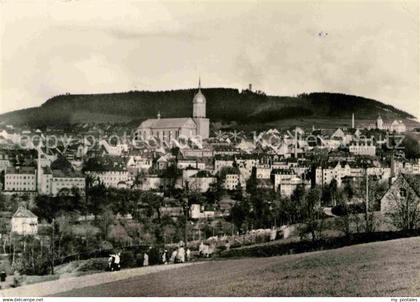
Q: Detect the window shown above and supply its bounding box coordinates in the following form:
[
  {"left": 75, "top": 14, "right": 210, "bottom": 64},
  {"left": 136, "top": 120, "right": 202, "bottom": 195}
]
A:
[{"left": 400, "top": 188, "right": 407, "bottom": 198}]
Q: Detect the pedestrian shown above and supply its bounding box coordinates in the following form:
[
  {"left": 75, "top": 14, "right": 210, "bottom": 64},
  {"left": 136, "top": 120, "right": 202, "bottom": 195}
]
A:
[
  {"left": 186, "top": 248, "right": 191, "bottom": 262},
  {"left": 176, "top": 243, "right": 185, "bottom": 263},
  {"left": 108, "top": 254, "right": 115, "bottom": 271},
  {"left": 162, "top": 249, "right": 167, "bottom": 264},
  {"left": 170, "top": 249, "right": 177, "bottom": 263},
  {"left": 113, "top": 252, "right": 121, "bottom": 271},
  {"left": 143, "top": 252, "right": 149, "bottom": 266}
]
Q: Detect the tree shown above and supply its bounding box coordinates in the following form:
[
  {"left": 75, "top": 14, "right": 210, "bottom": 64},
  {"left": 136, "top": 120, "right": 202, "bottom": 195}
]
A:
[
  {"left": 229, "top": 199, "right": 250, "bottom": 233},
  {"left": 139, "top": 192, "right": 164, "bottom": 223},
  {"left": 51, "top": 155, "right": 72, "bottom": 172},
  {"left": 298, "top": 187, "right": 325, "bottom": 242},
  {"left": 388, "top": 189, "right": 420, "bottom": 231},
  {"left": 86, "top": 183, "right": 108, "bottom": 217},
  {"left": 328, "top": 179, "right": 338, "bottom": 206},
  {"left": 343, "top": 181, "right": 354, "bottom": 201},
  {"left": 18, "top": 236, "right": 51, "bottom": 275}
]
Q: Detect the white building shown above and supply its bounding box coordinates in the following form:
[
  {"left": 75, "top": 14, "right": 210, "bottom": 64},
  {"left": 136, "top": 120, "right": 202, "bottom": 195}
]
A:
[
  {"left": 273, "top": 170, "right": 309, "bottom": 197},
  {"left": 4, "top": 166, "right": 37, "bottom": 192},
  {"left": 11, "top": 206, "right": 38, "bottom": 236},
  {"left": 224, "top": 173, "right": 241, "bottom": 190},
  {"left": 389, "top": 120, "right": 406, "bottom": 133},
  {"left": 316, "top": 162, "right": 358, "bottom": 187},
  {"left": 255, "top": 164, "right": 272, "bottom": 179},
  {"left": 126, "top": 155, "right": 153, "bottom": 172},
  {"left": 316, "top": 162, "right": 390, "bottom": 187},
  {"left": 189, "top": 203, "right": 215, "bottom": 219},
  {"left": 187, "top": 170, "right": 216, "bottom": 193},
  {"left": 177, "top": 158, "right": 206, "bottom": 170},
  {"left": 0, "top": 152, "right": 11, "bottom": 173},
  {"left": 39, "top": 167, "right": 85, "bottom": 196},
  {"left": 349, "top": 142, "right": 376, "bottom": 156}
]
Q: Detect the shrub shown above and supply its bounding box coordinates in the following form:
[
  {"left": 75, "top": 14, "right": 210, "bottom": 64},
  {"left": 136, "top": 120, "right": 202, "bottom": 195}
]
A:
[{"left": 120, "top": 250, "right": 136, "bottom": 268}]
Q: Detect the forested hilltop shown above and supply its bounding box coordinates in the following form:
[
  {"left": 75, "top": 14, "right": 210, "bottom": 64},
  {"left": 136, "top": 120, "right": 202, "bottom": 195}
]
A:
[{"left": 0, "top": 88, "right": 414, "bottom": 128}]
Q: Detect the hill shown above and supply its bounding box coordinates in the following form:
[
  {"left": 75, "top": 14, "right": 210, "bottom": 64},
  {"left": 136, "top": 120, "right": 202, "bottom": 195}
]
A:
[
  {"left": 0, "top": 89, "right": 416, "bottom": 128},
  {"left": 57, "top": 236, "right": 420, "bottom": 297}
]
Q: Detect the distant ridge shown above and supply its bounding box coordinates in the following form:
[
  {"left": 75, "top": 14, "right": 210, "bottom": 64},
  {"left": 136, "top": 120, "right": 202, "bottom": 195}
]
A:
[{"left": 0, "top": 89, "right": 415, "bottom": 128}]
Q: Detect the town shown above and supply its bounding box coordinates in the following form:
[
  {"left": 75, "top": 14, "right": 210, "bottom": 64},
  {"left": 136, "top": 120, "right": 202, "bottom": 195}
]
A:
[{"left": 0, "top": 82, "right": 419, "bottom": 291}]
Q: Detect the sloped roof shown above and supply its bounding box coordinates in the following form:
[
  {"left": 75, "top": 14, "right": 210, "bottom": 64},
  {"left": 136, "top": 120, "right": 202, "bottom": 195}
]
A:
[
  {"left": 6, "top": 166, "right": 36, "bottom": 174},
  {"left": 13, "top": 206, "right": 37, "bottom": 218},
  {"left": 52, "top": 169, "right": 84, "bottom": 178},
  {"left": 138, "top": 118, "right": 196, "bottom": 129},
  {"left": 402, "top": 174, "right": 420, "bottom": 197}
]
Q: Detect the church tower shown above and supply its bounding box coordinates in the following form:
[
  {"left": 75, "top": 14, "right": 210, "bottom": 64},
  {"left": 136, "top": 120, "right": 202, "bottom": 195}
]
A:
[
  {"left": 192, "top": 78, "right": 209, "bottom": 139},
  {"left": 193, "top": 78, "right": 206, "bottom": 118}
]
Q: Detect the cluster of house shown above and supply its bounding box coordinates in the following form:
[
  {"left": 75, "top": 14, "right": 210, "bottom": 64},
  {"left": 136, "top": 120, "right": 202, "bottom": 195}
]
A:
[{"left": 0, "top": 82, "right": 419, "bottom": 236}]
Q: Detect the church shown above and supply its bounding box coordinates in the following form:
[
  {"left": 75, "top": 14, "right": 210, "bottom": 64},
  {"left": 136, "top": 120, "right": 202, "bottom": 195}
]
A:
[{"left": 135, "top": 80, "right": 210, "bottom": 142}]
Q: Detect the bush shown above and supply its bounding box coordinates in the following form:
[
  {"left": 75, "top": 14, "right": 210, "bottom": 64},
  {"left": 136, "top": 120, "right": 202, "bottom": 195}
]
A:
[
  {"left": 331, "top": 203, "right": 365, "bottom": 216},
  {"left": 120, "top": 250, "right": 136, "bottom": 268},
  {"left": 148, "top": 247, "right": 161, "bottom": 265},
  {"left": 220, "top": 229, "right": 420, "bottom": 258}
]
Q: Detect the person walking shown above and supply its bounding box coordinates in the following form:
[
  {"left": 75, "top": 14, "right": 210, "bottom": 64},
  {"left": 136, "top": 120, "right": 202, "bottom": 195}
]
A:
[
  {"left": 143, "top": 252, "right": 149, "bottom": 266},
  {"left": 108, "top": 254, "right": 115, "bottom": 271},
  {"left": 162, "top": 249, "right": 167, "bottom": 264},
  {"left": 176, "top": 243, "right": 185, "bottom": 263},
  {"left": 186, "top": 248, "right": 191, "bottom": 262},
  {"left": 113, "top": 252, "right": 121, "bottom": 271}
]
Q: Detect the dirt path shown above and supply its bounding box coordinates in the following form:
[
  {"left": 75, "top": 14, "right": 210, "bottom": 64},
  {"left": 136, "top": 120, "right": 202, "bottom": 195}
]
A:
[{"left": 0, "top": 262, "right": 199, "bottom": 297}]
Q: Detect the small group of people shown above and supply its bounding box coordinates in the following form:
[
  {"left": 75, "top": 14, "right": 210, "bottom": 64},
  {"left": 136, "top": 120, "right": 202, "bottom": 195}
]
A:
[
  {"left": 107, "top": 242, "right": 193, "bottom": 272},
  {"left": 108, "top": 252, "right": 121, "bottom": 271},
  {"left": 161, "top": 241, "right": 191, "bottom": 264}
]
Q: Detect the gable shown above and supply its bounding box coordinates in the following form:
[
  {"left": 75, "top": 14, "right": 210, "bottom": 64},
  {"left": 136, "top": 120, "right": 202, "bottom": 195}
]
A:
[{"left": 380, "top": 175, "right": 420, "bottom": 213}]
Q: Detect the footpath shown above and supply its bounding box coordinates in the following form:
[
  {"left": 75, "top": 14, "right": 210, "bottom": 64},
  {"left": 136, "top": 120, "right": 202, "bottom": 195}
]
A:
[{"left": 0, "top": 262, "right": 199, "bottom": 297}]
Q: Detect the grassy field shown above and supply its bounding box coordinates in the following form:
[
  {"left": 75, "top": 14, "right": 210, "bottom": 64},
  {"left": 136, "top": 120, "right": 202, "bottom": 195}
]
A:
[{"left": 57, "top": 236, "right": 420, "bottom": 296}]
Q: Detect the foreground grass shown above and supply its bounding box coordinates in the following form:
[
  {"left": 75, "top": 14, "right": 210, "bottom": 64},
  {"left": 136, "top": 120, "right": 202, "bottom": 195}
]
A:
[{"left": 57, "top": 236, "right": 420, "bottom": 296}]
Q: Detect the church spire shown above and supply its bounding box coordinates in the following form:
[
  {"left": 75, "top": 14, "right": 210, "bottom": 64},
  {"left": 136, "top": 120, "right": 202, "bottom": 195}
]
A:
[{"left": 198, "top": 76, "right": 201, "bottom": 91}]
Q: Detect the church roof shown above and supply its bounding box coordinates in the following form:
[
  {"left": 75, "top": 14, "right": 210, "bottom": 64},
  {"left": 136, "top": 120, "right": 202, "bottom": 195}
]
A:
[{"left": 138, "top": 118, "right": 196, "bottom": 129}]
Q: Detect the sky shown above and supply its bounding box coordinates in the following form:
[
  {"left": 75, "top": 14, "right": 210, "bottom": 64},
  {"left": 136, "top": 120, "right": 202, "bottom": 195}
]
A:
[{"left": 0, "top": 0, "right": 419, "bottom": 118}]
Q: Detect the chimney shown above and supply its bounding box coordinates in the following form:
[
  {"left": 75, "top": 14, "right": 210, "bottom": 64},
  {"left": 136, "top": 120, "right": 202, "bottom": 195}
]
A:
[
  {"left": 249, "top": 83, "right": 252, "bottom": 91},
  {"left": 352, "top": 113, "right": 355, "bottom": 128}
]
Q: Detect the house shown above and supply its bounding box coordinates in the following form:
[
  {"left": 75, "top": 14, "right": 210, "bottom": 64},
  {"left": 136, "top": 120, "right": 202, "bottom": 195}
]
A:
[
  {"left": 189, "top": 204, "right": 215, "bottom": 219},
  {"left": 126, "top": 155, "right": 153, "bottom": 172},
  {"left": 187, "top": 170, "right": 216, "bottom": 193},
  {"left": 0, "top": 151, "right": 11, "bottom": 172},
  {"left": 349, "top": 141, "right": 376, "bottom": 156},
  {"left": 272, "top": 169, "right": 309, "bottom": 196},
  {"left": 85, "top": 157, "right": 130, "bottom": 188},
  {"left": 389, "top": 120, "right": 406, "bottom": 133},
  {"left": 380, "top": 174, "right": 420, "bottom": 213},
  {"left": 224, "top": 173, "right": 241, "bottom": 190},
  {"left": 255, "top": 164, "right": 272, "bottom": 179},
  {"left": 177, "top": 158, "right": 206, "bottom": 170},
  {"left": 4, "top": 166, "right": 37, "bottom": 192},
  {"left": 214, "top": 156, "right": 235, "bottom": 173},
  {"left": 11, "top": 206, "right": 38, "bottom": 235}
]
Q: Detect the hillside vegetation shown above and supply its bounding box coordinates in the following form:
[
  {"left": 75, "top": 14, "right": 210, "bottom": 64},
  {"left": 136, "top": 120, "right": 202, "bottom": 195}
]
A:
[{"left": 0, "top": 89, "right": 414, "bottom": 127}]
